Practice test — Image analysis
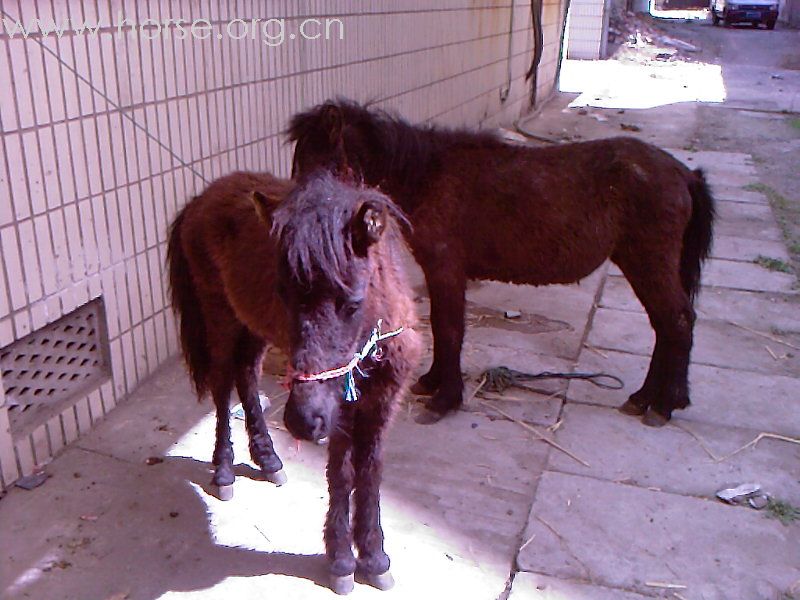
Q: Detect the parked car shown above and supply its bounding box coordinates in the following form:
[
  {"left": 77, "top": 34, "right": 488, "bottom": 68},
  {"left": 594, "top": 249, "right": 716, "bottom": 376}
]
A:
[{"left": 711, "top": 0, "right": 779, "bottom": 28}]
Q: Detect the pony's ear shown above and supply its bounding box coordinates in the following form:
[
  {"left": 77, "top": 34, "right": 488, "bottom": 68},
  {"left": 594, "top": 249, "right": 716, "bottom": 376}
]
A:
[
  {"left": 352, "top": 201, "right": 387, "bottom": 256},
  {"left": 251, "top": 190, "right": 272, "bottom": 224}
]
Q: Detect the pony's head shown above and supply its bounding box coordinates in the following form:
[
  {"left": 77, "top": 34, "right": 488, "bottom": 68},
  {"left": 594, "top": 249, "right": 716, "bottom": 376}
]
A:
[
  {"left": 288, "top": 98, "right": 496, "bottom": 200},
  {"left": 288, "top": 99, "right": 380, "bottom": 182},
  {"left": 269, "top": 170, "right": 407, "bottom": 442}
]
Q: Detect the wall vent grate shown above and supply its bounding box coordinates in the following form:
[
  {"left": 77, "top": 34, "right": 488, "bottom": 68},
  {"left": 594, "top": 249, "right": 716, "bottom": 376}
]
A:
[{"left": 1, "top": 299, "right": 110, "bottom": 435}]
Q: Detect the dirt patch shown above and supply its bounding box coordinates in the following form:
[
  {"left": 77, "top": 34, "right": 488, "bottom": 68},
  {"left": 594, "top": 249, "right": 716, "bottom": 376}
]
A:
[
  {"left": 782, "top": 55, "right": 800, "bottom": 70},
  {"left": 465, "top": 304, "right": 573, "bottom": 335}
]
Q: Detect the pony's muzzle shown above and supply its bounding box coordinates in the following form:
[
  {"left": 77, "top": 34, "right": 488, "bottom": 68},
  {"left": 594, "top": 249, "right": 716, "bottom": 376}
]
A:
[{"left": 284, "top": 385, "right": 332, "bottom": 443}]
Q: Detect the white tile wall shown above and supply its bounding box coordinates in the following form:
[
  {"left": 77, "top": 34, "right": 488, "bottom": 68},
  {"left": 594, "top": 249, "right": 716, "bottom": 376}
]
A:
[
  {"left": 0, "top": 0, "right": 567, "bottom": 489},
  {"left": 565, "top": 0, "right": 611, "bottom": 59}
]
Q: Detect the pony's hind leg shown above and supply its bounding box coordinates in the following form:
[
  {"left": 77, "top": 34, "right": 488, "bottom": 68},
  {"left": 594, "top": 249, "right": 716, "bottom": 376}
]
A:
[
  {"left": 618, "top": 340, "right": 666, "bottom": 417},
  {"left": 616, "top": 259, "right": 695, "bottom": 427},
  {"left": 352, "top": 412, "right": 393, "bottom": 590},
  {"left": 209, "top": 370, "right": 236, "bottom": 500},
  {"left": 235, "top": 332, "right": 286, "bottom": 485}
]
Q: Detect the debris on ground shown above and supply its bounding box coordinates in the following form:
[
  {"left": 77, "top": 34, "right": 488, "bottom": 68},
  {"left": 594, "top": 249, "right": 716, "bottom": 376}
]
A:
[
  {"left": 608, "top": 11, "right": 702, "bottom": 64},
  {"left": 620, "top": 123, "right": 642, "bottom": 132},
  {"left": 660, "top": 36, "right": 699, "bottom": 52},
  {"left": 14, "top": 471, "right": 50, "bottom": 490},
  {"left": 42, "top": 560, "right": 72, "bottom": 571},
  {"left": 716, "top": 483, "right": 771, "bottom": 509},
  {"left": 144, "top": 456, "right": 164, "bottom": 466},
  {"left": 503, "top": 309, "right": 522, "bottom": 319}
]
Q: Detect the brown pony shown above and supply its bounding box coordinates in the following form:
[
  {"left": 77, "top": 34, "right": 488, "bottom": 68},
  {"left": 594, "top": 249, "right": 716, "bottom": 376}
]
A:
[
  {"left": 168, "top": 170, "right": 420, "bottom": 594},
  {"left": 167, "top": 171, "right": 293, "bottom": 499},
  {"left": 289, "top": 99, "right": 715, "bottom": 427},
  {"left": 274, "top": 171, "right": 420, "bottom": 594}
]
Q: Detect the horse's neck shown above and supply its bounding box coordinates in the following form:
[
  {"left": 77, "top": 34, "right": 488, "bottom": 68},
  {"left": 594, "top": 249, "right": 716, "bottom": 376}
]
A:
[{"left": 371, "top": 241, "right": 410, "bottom": 328}]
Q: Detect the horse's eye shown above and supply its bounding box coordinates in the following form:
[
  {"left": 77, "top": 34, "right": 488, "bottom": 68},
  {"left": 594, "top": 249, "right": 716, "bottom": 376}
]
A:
[{"left": 338, "top": 298, "right": 362, "bottom": 317}]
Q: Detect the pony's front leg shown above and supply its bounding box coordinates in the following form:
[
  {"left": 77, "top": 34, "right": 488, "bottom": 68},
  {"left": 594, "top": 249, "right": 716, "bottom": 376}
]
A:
[
  {"left": 325, "top": 417, "right": 356, "bottom": 595},
  {"left": 352, "top": 412, "right": 394, "bottom": 590}
]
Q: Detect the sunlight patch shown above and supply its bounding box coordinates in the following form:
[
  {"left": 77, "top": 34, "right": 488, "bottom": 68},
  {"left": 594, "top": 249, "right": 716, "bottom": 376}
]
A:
[{"left": 560, "top": 58, "right": 726, "bottom": 109}]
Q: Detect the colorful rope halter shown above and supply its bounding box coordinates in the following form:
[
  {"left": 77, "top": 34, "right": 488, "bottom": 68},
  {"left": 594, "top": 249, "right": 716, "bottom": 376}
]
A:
[{"left": 292, "top": 319, "right": 404, "bottom": 403}]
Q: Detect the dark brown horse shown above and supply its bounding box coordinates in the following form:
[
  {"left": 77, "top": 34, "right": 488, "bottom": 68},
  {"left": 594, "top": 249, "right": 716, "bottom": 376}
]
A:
[
  {"left": 289, "top": 99, "right": 715, "bottom": 427},
  {"left": 274, "top": 171, "right": 420, "bottom": 594},
  {"left": 167, "top": 172, "right": 293, "bottom": 499}
]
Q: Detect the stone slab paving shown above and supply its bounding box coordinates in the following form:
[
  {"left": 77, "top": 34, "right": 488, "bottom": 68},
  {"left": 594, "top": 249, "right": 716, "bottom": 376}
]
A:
[
  {"left": 608, "top": 258, "right": 795, "bottom": 293},
  {"left": 711, "top": 234, "right": 791, "bottom": 262},
  {"left": 548, "top": 404, "right": 800, "bottom": 502},
  {"left": 508, "top": 572, "right": 658, "bottom": 599},
  {"left": 569, "top": 347, "right": 800, "bottom": 436},
  {"left": 711, "top": 187, "right": 769, "bottom": 205},
  {"left": 601, "top": 275, "right": 800, "bottom": 340},
  {"left": 1, "top": 358, "right": 552, "bottom": 600},
  {"left": 517, "top": 472, "right": 800, "bottom": 600},
  {"left": 588, "top": 306, "right": 800, "bottom": 378},
  {"left": 702, "top": 258, "right": 796, "bottom": 293},
  {"left": 714, "top": 200, "right": 785, "bottom": 241}
]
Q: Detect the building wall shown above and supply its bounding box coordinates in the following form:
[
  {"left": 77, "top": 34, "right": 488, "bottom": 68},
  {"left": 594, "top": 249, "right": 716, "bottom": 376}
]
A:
[
  {"left": 0, "top": 0, "right": 564, "bottom": 489},
  {"left": 779, "top": 0, "right": 800, "bottom": 25},
  {"left": 565, "top": 0, "right": 611, "bottom": 59}
]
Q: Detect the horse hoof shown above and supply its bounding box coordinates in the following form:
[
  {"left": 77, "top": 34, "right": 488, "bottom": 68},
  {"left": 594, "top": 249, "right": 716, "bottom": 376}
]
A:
[
  {"left": 330, "top": 573, "right": 355, "bottom": 595},
  {"left": 217, "top": 484, "right": 234, "bottom": 501},
  {"left": 410, "top": 380, "right": 436, "bottom": 396},
  {"left": 414, "top": 408, "right": 446, "bottom": 425},
  {"left": 642, "top": 408, "right": 670, "bottom": 427},
  {"left": 264, "top": 469, "right": 288, "bottom": 486},
  {"left": 362, "top": 570, "right": 395, "bottom": 591},
  {"left": 618, "top": 399, "right": 647, "bottom": 416}
]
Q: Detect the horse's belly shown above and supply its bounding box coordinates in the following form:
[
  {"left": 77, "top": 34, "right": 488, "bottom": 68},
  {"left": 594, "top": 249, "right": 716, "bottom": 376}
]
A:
[{"left": 466, "top": 234, "right": 611, "bottom": 286}]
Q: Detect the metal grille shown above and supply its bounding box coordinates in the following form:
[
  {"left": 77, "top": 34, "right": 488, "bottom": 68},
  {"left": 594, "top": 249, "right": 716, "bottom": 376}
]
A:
[{"left": 1, "top": 299, "right": 110, "bottom": 434}]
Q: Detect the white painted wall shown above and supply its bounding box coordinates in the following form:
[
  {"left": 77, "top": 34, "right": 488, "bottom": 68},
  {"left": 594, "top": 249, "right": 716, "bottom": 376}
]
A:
[{"left": 565, "top": 0, "right": 611, "bottom": 59}]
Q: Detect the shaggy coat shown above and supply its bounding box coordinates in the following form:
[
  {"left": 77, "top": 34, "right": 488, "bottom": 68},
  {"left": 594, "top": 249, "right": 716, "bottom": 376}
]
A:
[
  {"left": 289, "top": 99, "right": 715, "bottom": 426},
  {"left": 168, "top": 170, "right": 420, "bottom": 592},
  {"left": 274, "top": 172, "right": 421, "bottom": 591},
  {"left": 168, "top": 172, "right": 292, "bottom": 492}
]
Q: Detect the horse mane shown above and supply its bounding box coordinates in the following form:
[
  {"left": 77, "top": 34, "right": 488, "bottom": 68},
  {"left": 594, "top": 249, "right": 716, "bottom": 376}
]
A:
[
  {"left": 271, "top": 170, "right": 409, "bottom": 292},
  {"left": 287, "top": 98, "right": 504, "bottom": 194}
]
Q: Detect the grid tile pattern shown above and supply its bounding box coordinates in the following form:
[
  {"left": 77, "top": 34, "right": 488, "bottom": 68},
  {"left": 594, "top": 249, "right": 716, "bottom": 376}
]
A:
[
  {"left": 565, "top": 0, "right": 610, "bottom": 59},
  {"left": 0, "top": 0, "right": 564, "bottom": 489}
]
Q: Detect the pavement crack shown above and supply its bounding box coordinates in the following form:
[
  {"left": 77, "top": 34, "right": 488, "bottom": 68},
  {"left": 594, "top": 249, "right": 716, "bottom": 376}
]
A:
[
  {"left": 535, "top": 515, "right": 592, "bottom": 580},
  {"left": 74, "top": 445, "right": 140, "bottom": 466}
]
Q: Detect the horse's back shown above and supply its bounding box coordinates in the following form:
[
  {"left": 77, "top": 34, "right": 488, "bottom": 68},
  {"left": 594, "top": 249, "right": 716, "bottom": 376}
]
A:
[
  {"left": 433, "top": 136, "right": 694, "bottom": 284},
  {"left": 175, "top": 171, "right": 293, "bottom": 347}
]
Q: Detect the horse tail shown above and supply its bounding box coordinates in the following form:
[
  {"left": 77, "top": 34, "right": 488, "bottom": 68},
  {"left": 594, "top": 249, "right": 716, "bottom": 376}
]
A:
[
  {"left": 167, "top": 206, "right": 210, "bottom": 399},
  {"left": 681, "top": 168, "right": 716, "bottom": 305}
]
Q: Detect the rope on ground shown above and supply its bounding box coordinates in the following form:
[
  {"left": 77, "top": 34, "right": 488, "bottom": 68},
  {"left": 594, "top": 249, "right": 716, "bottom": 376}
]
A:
[{"left": 480, "top": 366, "right": 624, "bottom": 394}]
